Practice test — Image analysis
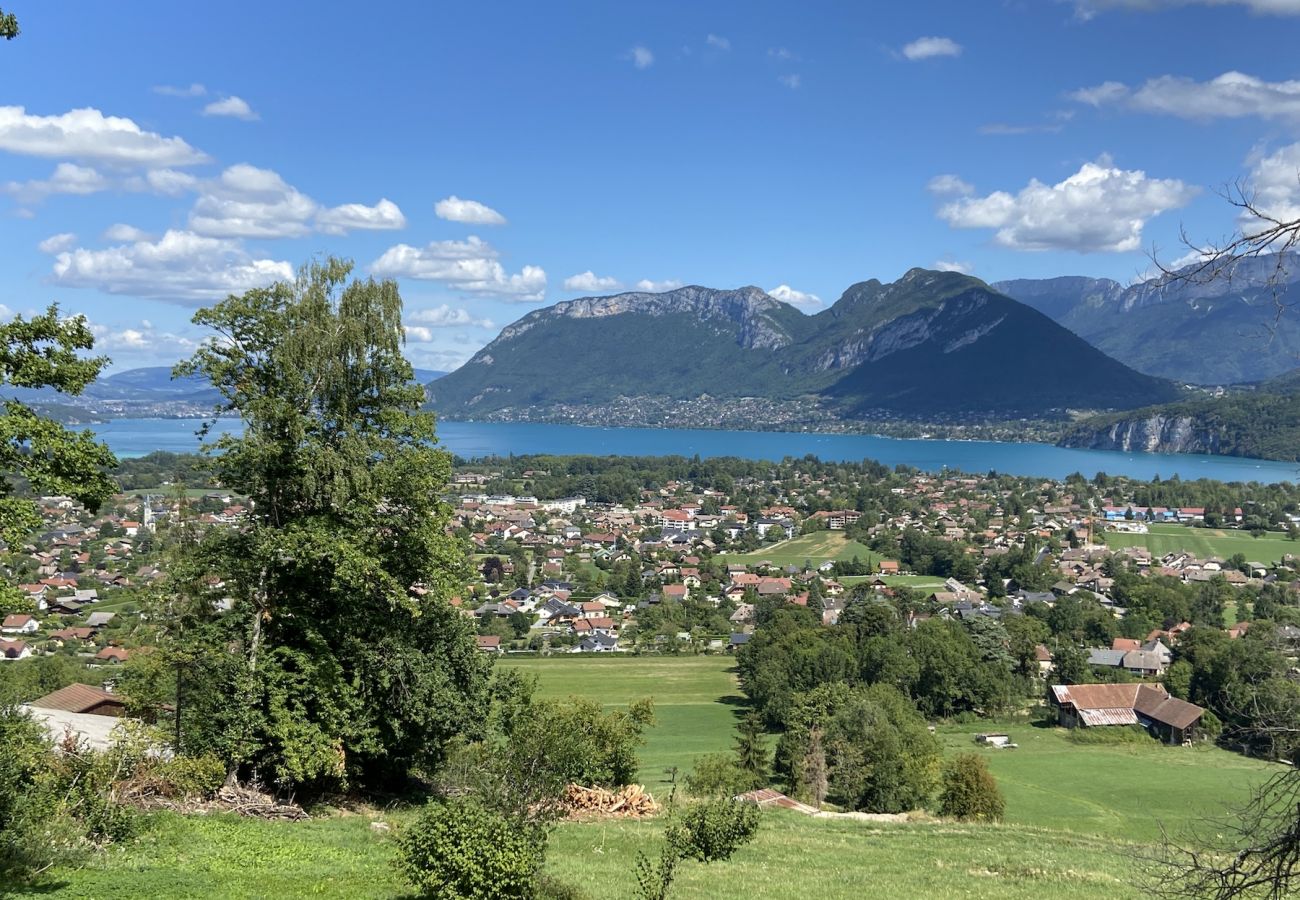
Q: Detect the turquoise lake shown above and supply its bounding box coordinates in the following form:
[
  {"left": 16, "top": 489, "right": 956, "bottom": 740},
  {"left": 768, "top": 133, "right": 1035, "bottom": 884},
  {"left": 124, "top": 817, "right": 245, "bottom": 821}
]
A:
[{"left": 88, "top": 418, "right": 1298, "bottom": 484}]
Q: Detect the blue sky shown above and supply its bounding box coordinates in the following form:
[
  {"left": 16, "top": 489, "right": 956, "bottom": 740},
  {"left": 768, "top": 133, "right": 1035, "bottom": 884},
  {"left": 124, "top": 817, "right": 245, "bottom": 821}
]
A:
[{"left": 3, "top": 0, "right": 1300, "bottom": 372}]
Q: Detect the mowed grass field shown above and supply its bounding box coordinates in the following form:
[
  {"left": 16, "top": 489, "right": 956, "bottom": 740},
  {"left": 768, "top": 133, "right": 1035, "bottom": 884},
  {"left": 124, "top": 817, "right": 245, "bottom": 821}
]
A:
[
  {"left": 1103, "top": 522, "right": 1297, "bottom": 563},
  {"left": 35, "top": 656, "right": 1281, "bottom": 900},
  {"left": 498, "top": 655, "right": 743, "bottom": 789},
  {"left": 717, "top": 531, "right": 879, "bottom": 568}
]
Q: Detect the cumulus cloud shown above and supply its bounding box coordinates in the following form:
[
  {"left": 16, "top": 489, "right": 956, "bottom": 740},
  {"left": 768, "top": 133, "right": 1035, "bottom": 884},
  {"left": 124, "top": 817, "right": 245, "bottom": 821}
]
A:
[
  {"left": 628, "top": 46, "right": 654, "bottom": 69},
  {"left": 901, "top": 36, "right": 962, "bottom": 60},
  {"left": 1073, "top": 71, "right": 1300, "bottom": 122},
  {"left": 89, "top": 319, "right": 199, "bottom": 355},
  {"left": 634, "top": 278, "right": 684, "bottom": 292},
  {"left": 187, "top": 164, "right": 402, "bottom": 238},
  {"left": 1075, "top": 0, "right": 1300, "bottom": 17},
  {"left": 926, "top": 174, "right": 974, "bottom": 196},
  {"left": 434, "top": 195, "right": 507, "bottom": 225},
  {"left": 371, "top": 237, "right": 546, "bottom": 301},
  {"left": 768, "top": 284, "right": 823, "bottom": 310},
  {"left": 563, "top": 271, "right": 623, "bottom": 292},
  {"left": 153, "top": 83, "right": 207, "bottom": 97},
  {"left": 1243, "top": 142, "right": 1300, "bottom": 224},
  {"left": 706, "top": 34, "right": 731, "bottom": 50},
  {"left": 102, "top": 224, "right": 151, "bottom": 242},
  {"left": 408, "top": 304, "right": 496, "bottom": 329},
  {"left": 139, "top": 168, "right": 198, "bottom": 196},
  {"left": 51, "top": 229, "right": 293, "bottom": 304},
  {"left": 934, "top": 259, "right": 974, "bottom": 274},
  {"left": 0, "top": 106, "right": 208, "bottom": 166},
  {"left": 4, "top": 163, "right": 109, "bottom": 202},
  {"left": 37, "top": 232, "right": 76, "bottom": 253},
  {"left": 316, "top": 198, "right": 407, "bottom": 234},
  {"left": 189, "top": 164, "right": 316, "bottom": 238},
  {"left": 935, "top": 157, "right": 1198, "bottom": 252},
  {"left": 202, "top": 96, "right": 259, "bottom": 121}
]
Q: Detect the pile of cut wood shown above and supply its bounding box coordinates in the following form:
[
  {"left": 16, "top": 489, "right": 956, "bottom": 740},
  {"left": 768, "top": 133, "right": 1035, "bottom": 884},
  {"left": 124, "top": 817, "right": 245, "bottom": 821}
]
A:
[{"left": 562, "top": 783, "right": 659, "bottom": 818}]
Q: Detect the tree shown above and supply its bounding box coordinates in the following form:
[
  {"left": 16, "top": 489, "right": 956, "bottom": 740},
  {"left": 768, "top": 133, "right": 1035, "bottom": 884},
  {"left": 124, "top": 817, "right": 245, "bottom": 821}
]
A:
[
  {"left": 0, "top": 307, "right": 116, "bottom": 546},
  {"left": 160, "top": 259, "right": 490, "bottom": 792},
  {"left": 937, "top": 753, "right": 1004, "bottom": 822},
  {"left": 733, "top": 712, "right": 768, "bottom": 785},
  {"left": 396, "top": 797, "right": 538, "bottom": 899},
  {"left": 0, "top": 7, "right": 16, "bottom": 40}
]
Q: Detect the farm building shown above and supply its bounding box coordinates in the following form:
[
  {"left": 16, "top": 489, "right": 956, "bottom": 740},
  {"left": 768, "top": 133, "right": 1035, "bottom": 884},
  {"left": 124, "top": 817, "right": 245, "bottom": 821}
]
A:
[{"left": 1051, "top": 683, "right": 1205, "bottom": 745}]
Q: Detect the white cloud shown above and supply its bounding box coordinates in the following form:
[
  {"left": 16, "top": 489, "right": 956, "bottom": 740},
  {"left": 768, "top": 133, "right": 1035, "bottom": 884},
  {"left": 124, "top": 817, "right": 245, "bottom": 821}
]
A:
[
  {"left": 88, "top": 319, "right": 200, "bottom": 356},
  {"left": 408, "top": 304, "right": 495, "bottom": 329},
  {"left": 1073, "top": 71, "right": 1300, "bottom": 122},
  {"left": 1076, "top": 0, "right": 1300, "bottom": 17},
  {"left": 934, "top": 259, "right": 974, "bottom": 274},
  {"left": 936, "top": 157, "right": 1198, "bottom": 252},
  {"left": 51, "top": 229, "right": 293, "bottom": 304},
  {"left": 37, "top": 232, "right": 76, "bottom": 253},
  {"left": 706, "top": 34, "right": 731, "bottom": 50},
  {"left": 778, "top": 74, "right": 802, "bottom": 89},
  {"left": 926, "top": 173, "right": 974, "bottom": 196},
  {"left": 189, "top": 164, "right": 317, "bottom": 238},
  {"left": 0, "top": 106, "right": 208, "bottom": 166},
  {"left": 563, "top": 270, "right": 623, "bottom": 292},
  {"left": 403, "top": 325, "right": 435, "bottom": 343},
  {"left": 4, "top": 163, "right": 109, "bottom": 202},
  {"left": 316, "top": 198, "right": 406, "bottom": 234},
  {"left": 202, "top": 96, "right": 259, "bottom": 121},
  {"left": 901, "top": 36, "right": 962, "bottom": 61},
  {"left": 140, "top": 168, "right": 198, "bottom": 196},
  {"left": 629, "top": 46, "right": 654, "bottom": 69},
  {"left": 1243, "top": 142, "right": 1300, "bottom": 224},
  {"left": 153, "top": 83, "right": 207, "bottom": 97},
  {"left": 434, "top": 195, "right": 507, "bottom": 225},
  {"left": 768, "top": 284, "right": 823, "bottom": 310},
  {"left": 634, "top": 278, "right": 684, "bottom": 292},
  {"left": 102, "top": 223, "right": 151, "bottom": 242},
  {"left": 768, "top": 47, "right": 797, "bottom": 60},
  {"left": 371, "top": 237, "right": 546, "bottom": 301}
]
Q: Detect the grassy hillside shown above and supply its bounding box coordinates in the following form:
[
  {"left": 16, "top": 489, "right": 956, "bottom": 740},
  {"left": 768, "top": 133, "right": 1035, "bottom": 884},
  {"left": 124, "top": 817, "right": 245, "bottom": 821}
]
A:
[
  {"left": 38, "top": 656, "right": 1279, "bottom": 899},
  {"left": 715, "top": 532, "right": 877, "bottom": 568}
]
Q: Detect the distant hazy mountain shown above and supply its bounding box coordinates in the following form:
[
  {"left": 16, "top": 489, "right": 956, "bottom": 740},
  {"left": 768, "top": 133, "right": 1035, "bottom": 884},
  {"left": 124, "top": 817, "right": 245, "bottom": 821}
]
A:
[
  {"left": 4, "top": 366, "right": 446, "bottom": 412},
  {"left": 995, "top": 255, "right": 1300, "bottom": 385},
  {"left": 428, "top": 270, "right": 1178, "bottom": 420}
]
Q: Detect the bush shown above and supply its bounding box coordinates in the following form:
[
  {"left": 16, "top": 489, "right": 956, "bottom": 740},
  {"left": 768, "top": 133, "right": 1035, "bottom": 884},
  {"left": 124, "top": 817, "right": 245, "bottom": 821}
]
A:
[
  {"left": 1067, "top": 724, "right": 1156, "bottom": 745},
  {"left": 396, "top": 797, "right": 540, "bottom": 899},
  {"left": 676, "top": 797, "right": 761, "bottom": 863},
  {"left": 130, "top": 753, "right": 227, "bottom": 799},
  {"left": 684, "top": 753, "right": 755, "bottom": 799},
  {"left": 1199, "top": 709, "right": 1223, "bottom": 739},
  {"left": 937, "top": 753, "right": 1004, "bottom": 822}
]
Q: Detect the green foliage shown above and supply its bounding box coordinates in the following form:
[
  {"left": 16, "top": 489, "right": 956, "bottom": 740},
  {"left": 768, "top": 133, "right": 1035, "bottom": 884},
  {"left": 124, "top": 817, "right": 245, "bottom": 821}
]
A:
[
  {"left": 0, "top": 305, "right": 116, "bottom": 545},
  {"left": 685, "top": 752, "right": 755, "bottom": 799},
  {"left": 733, "top": 712, "right": 768, "bottom": 785},
  {"left": 1067, "top": 724, "right": 1156, "bottom": 745},
  {"left": 937, "top": 754, "right": 1004, "bottom": 822},
  {"left": 0, "top": 8, "right": 17, "bottom": 39},
  {"left": 161, "top": 259, "right": 490, "bottom": 792},
  {"left": 0, "top": 699, "right": 58, "bottom": 881},
  {"left": 676, "top": 797, "right": 761, "bottom": 862},
  {"left": 396, "top": 797, "right": 540, "bottom": 899},
  {"left": 776, "top": 683, "right": 941, "bottom": 813}
]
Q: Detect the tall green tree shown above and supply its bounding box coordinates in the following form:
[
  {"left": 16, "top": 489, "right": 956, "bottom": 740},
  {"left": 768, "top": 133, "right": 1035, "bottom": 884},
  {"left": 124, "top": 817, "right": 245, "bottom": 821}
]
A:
[
  {"left": 163, "top": 259, "right": 490, "bottom": 792},
  {"left": 0, "top": 7, "right": 17, "bottom": 40},
  {"left": 0, "top": 308, "right": 116, "bottom": 614}
]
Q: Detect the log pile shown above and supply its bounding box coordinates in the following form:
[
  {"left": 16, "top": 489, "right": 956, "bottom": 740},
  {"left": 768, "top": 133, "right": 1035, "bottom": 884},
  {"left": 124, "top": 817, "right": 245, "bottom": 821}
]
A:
[
  {"left": 562, "top": 783, "right": 659, "bottom": 818},
  {"left": 119, "top": 782, "right": 310, "bottom": 821}
]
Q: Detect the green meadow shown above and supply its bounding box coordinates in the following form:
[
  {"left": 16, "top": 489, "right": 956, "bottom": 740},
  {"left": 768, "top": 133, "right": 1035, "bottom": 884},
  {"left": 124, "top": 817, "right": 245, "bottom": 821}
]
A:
[
  {"left": 1102, "top": 522, "right": 1298, "bottom": 563},
  {"left": 34, "top": 655, "right": 1279, "bottom": 899},
  {"left": 716, "top": 531, "right": 878, "bottom": 568}
]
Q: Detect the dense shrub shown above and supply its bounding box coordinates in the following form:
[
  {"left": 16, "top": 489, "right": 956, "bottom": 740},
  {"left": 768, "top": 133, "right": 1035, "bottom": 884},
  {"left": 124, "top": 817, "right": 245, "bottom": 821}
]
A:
[
  {"left": 685, "top": 753, "right": 756, "bottom": 799},
  {"left": 937, "top": 753, "right": 1004, "bottom": 822},
  {"left": 676, "top": 797, "right": 761, "bottom": 862},
  {"left": 396, "top": 797, "right": 540, "bottom": 899},
  {"left": 1067, "top": 724, "right": 1156, "bottom": 745}
]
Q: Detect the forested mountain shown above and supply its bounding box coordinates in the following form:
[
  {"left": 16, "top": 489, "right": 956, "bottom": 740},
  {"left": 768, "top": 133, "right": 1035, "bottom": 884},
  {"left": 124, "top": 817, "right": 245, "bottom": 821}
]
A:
[
  {"left": 428, "top": 269, "right": 1179, "bottom": 420},
  {"left": 994, "top": 255, "right": 1300, "bottom": 385}
]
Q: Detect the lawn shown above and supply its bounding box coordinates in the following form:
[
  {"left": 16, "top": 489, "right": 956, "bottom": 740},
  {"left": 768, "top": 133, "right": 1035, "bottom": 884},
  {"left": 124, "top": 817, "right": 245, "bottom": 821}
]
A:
[
  {"left": 1103, "top": 523, "right": 1298, "bottom": 564},
  {"left": 716, "top": 532, "right": 879, "bottom": 569},
  {"left": 26, "top": 657, "right": 1284, "bottom": 900},
  {"left": 498, "top": 655, "right": 743, "bottom": 789},
  {"left": 840, "top": 574, "right": 948, "bottom": 591}
]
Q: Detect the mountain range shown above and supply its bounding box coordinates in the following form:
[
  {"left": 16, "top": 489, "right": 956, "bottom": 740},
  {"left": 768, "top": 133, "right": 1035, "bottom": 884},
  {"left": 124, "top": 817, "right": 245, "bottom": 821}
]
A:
[
  {"left": 994, "top": 255, "right": 1300, "bottom": 385},
  {"left": 427, "top": 269, "right": 1180, "bottom": 421}
]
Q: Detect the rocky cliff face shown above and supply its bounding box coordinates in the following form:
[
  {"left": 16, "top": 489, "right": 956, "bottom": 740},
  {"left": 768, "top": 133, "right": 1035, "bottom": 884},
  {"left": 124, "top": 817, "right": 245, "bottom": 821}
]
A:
[{"left": 1059, "top": 414, "right": 1221, "bottom": 454}]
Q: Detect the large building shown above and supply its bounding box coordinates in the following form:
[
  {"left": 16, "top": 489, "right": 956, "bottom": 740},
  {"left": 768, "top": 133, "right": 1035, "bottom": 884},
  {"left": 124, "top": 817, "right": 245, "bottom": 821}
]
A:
[{"left": 1051, "top": 683, "right": 1205, "bottom": 745}]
